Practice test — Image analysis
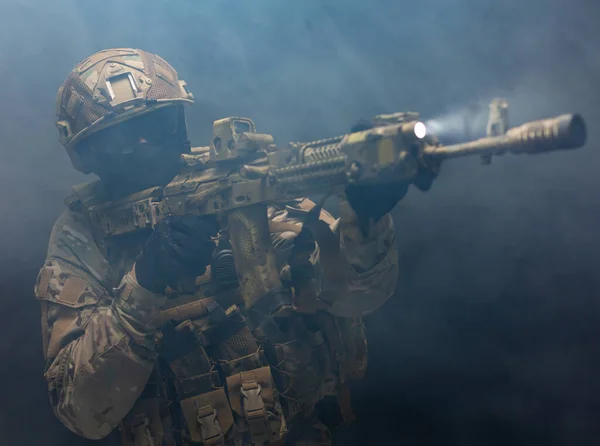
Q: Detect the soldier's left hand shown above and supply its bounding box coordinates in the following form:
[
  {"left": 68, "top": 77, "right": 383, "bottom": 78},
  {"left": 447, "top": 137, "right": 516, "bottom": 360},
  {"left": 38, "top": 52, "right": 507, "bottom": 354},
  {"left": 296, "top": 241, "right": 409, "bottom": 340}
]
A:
[
  {"left": 343, "top": 120, "right": 408, "bottom": 223},
  {"left": 345, "top": 180, "right": 408, "bottom": 223},
  {"left": 344, "top": 120, "right": 437, "bottom": 224}
]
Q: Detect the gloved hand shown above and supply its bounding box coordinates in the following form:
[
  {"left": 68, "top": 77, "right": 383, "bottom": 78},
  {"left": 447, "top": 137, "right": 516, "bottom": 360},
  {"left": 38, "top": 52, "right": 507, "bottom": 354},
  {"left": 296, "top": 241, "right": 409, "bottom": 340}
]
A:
[
  {"left": 344, "top": 119, "right": 436, "bottom": 225},
  {"left": 134, "top": 215, "right": 219, "bottom": 294},
  {"left": 344, "top": 119, "right": 408, "bottom": 224},
  {"left": 345, "top": 181, "right": 409, "bottom": 224}
]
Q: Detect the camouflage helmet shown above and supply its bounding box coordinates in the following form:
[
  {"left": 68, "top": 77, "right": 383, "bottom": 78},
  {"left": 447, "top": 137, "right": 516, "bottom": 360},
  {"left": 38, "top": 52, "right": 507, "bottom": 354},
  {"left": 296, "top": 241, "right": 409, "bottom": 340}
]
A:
[{"left": 56, "top": 48, "right": 194, "bottom": 173}]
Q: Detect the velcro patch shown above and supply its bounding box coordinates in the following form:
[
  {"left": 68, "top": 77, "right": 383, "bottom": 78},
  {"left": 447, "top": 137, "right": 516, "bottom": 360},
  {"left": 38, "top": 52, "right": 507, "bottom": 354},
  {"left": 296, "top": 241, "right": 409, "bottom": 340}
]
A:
[{"left": 57, "top": 277, "right": 87, "bottom": 305}]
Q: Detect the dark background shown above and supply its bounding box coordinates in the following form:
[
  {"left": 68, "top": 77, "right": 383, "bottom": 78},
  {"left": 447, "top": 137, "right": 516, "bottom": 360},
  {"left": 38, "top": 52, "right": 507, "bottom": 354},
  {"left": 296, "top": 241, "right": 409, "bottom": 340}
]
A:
[{"left": 1, "top": 0, "right": 599, "bottom": 444}]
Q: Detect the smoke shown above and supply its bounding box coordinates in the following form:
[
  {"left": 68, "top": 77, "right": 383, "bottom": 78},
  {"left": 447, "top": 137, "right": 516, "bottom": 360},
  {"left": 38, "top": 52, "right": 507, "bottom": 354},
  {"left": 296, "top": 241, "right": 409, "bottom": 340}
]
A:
[
  {"left": 0, "top": 0, "right": 599, "bottom": 445},
  {"left": 424, "top": 101, "right": 491, "bottom": 142}
]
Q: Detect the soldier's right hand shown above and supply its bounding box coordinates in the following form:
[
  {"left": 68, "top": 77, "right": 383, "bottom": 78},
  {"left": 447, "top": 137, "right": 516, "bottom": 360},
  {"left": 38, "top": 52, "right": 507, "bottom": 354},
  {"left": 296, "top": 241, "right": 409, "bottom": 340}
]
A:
[{"left": 134, "top": 215, "right": 220, "bottom": 293}]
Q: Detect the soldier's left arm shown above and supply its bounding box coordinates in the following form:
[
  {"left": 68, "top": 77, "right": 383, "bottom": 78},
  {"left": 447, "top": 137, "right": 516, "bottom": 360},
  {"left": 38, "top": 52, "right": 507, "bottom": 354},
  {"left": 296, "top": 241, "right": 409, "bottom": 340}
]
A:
[
  {"left": 269, "top": 197, "right": 399, "bottom": 318},
  {"left": 329, "top": 200, "right": 398, "bottom": 317},
  {"left": 326, "top": 197, "right": 398, "bottom": 318}
]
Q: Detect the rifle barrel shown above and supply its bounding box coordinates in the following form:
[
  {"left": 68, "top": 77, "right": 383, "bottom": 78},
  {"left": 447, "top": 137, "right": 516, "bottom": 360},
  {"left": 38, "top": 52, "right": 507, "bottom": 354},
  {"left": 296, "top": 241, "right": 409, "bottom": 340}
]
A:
[{"left": 424, "top": 114, "right": 587, "bottom": 160}]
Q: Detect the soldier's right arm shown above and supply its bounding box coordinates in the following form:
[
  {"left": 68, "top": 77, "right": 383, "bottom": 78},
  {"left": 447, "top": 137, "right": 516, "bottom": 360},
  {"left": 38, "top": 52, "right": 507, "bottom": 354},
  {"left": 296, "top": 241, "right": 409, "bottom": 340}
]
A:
[{"left": 34, "top": 209, "right": 167, "bottom": 440}]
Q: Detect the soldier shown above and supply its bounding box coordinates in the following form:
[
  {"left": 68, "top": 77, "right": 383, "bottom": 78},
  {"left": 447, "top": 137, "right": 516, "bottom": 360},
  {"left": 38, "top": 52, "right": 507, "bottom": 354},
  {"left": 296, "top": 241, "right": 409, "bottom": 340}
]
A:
[{"left": 34, "top": 48, "right": 403, "bottom": 445}]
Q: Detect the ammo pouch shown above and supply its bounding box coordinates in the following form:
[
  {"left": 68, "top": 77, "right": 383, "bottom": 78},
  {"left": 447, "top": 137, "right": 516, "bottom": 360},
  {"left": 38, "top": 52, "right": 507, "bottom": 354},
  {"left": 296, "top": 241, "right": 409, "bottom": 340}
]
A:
[
  {"left": 179, "top": 384, "right": 233, "bottom": 446},
  {"left": 218, "top": 306, "right": 287, "bottom": 445},
  {"left": 168, "top": 304, "right": 286, "bottom": 445},
  {"left": 245, "top": 289, "right": 327, "bottom": 418},
  {"left": 120, "top": 365, "right": 176, "bottom": 446},
  {"left": 166, "top": 319, "right": 234, "bottom": 445},
  {"left": 268, "top": 326, "right": 332, "bottom": 419},
  {"left": 225, "top": 364, "right": 286, "bottom": 445}
]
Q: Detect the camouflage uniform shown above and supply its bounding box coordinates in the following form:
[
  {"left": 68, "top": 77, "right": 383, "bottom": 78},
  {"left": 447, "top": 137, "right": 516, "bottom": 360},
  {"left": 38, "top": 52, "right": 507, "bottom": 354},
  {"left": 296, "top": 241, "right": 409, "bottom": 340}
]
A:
[
  {"left": 35, "top": 189, "right": 397, "bottom": 445},
  {"left": 36, "top": 48, "right": 399, "bottom": 446}
]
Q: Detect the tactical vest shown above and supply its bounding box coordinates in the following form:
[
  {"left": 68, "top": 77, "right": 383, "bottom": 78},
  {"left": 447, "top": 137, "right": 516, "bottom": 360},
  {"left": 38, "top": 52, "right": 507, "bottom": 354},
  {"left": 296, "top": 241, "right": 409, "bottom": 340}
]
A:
[{"left": 68, "top": 181, "right": 369, "bottom": 446}]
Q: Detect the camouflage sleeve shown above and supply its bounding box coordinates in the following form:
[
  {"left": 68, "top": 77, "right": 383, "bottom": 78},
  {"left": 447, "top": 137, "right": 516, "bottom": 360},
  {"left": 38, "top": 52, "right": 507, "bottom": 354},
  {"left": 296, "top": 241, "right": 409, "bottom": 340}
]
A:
[
  {"left": 34, "top": 209, "right": 166, "bottom": 439},
  {"left": 268, "top": 196, "right": 398, "bottom": 318},
  {"left": 332, "top": 196, "right": 398, "bottom": 317}
]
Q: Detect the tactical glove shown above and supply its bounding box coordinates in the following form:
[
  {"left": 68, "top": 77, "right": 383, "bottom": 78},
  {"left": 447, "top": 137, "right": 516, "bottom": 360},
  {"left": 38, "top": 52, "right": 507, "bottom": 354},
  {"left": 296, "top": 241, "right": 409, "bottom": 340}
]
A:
[
  {"left": 345, "top": 120, "right": 435, "bottom": 225},
  {"left": 345, "top": 181, "right": 409, "bottom": 224},
  {"left": 343, "top": 120, "right": 406, "bottom": 224},
  {"left": 134, "top": 215, "right": 219, "bottom": 294}
]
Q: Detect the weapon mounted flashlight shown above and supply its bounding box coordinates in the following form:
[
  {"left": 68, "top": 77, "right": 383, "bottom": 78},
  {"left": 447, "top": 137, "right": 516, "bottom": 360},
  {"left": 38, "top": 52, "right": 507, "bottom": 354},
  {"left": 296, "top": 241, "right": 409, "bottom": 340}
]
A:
[
  {"left": 414, "top": 122, "right": 427, "bottom": 139},
  {"left": 400, "top": 120, "right": 427, "bottom": 139}
]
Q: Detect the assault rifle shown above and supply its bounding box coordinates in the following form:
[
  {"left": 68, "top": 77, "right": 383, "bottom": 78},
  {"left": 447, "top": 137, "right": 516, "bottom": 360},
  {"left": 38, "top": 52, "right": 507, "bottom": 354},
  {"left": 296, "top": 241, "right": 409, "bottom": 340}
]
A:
[{"left": 89, "top": 99, "right": 587, "bottom": 309}]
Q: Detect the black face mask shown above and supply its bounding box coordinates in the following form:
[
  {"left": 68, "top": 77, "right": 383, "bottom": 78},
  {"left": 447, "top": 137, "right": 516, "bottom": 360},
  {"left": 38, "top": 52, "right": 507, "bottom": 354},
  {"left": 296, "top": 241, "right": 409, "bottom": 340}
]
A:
[{"left": 78, "top": 105, "right": 190, "bottom": 197}]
